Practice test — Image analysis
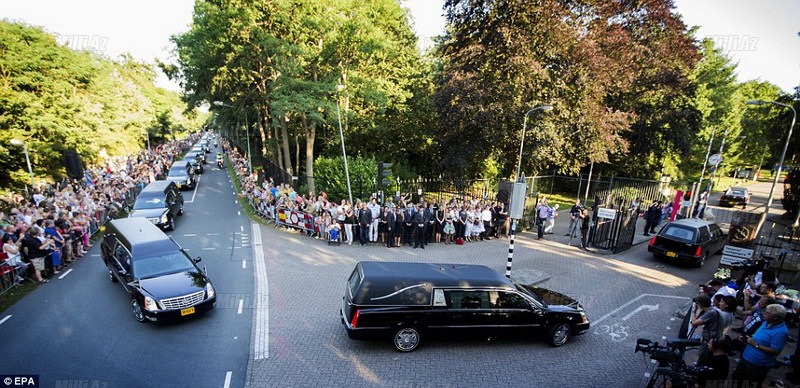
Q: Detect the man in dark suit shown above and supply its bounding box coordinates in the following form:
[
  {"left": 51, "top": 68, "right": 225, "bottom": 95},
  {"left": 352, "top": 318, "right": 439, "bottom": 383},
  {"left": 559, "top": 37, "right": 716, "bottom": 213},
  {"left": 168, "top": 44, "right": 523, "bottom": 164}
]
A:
[
  {"left": 413, "top": 204, "right": 427, "bottom": 249},
  {"left": 403, "top": 203, "right": 415, "bottom": 246},
  {"left": 380, "top": 206, "right": 395, "bottom": 247}
]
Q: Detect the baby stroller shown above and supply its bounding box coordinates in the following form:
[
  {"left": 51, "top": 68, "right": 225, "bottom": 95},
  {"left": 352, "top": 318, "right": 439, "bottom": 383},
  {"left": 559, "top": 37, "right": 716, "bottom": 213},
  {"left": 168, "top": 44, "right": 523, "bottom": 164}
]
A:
[{"left": 328, "top": 228, "right": 341, "bottom": 246}]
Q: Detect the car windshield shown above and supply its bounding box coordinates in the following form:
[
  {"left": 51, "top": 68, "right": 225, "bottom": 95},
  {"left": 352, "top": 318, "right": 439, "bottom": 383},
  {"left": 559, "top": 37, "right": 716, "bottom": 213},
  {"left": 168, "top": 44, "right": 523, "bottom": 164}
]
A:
[
  {"left": 729, "top": 189, "right": 746, "bottom": 196},
  {"left": 514, "top": 282, "right": 546, "bottom": 306},
  {"left": 168, "top": 167, "right": 188, "bottom": 177},
  {"left": 133, "top": 251, "right": 196, "bottom": 279},
  {"left": 133, "top": 196, "right": 166, "bottom": 210},
  {"left": 661, "top": 225, "right": 696, "bottom": 243}
]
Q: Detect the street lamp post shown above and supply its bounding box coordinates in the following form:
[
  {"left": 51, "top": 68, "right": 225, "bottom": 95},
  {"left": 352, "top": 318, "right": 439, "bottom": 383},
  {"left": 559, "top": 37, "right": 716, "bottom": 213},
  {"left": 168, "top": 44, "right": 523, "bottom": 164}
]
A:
[
  {"left": 212, "top": 101, "right": 251, "bottom": 172},
  {"left": 746, "top": 100, "right": 797, "bottom": 230},
  {"left": 336, "top": 84, "right": 353, "bottom": 205},
  {"left": 507, "top": 105, "right": 552, "bottom": 278},
  {"left": 10, "top": 138, "right": 35, "bottom": 188}
]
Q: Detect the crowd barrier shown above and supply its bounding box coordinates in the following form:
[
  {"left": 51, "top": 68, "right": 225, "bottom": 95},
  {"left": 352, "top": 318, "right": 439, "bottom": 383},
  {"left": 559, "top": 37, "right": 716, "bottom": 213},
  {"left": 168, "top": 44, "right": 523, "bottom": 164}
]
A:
[{"left": 249, "top": 198, "right": 320, "bottom": 237}]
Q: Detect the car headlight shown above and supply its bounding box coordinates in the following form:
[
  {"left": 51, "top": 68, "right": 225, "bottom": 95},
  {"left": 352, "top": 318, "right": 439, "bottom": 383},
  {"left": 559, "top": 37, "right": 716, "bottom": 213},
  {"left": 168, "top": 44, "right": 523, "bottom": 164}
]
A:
[
  {"left": 205, "top": 283, "right": 215, "bottom": 299},
  {"left": 144, "top": 296, "right": 159, "bottom": 311},
  {"left": 160, "top": 213, "right": 169, "bottom": 223}
]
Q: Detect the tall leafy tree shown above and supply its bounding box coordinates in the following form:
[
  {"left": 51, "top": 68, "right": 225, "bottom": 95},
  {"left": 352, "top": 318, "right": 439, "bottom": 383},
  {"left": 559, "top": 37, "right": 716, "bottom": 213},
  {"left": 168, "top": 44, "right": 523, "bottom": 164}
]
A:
[{"left": 434, "top": 0, "right": 698, "bottom": 179}]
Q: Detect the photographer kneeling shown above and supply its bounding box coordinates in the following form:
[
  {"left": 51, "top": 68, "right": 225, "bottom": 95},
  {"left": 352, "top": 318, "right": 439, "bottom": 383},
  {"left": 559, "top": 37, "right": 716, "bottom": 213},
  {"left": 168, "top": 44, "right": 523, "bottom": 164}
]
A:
[{"left": 731, "top": 304, "right": 790, "bottom": 386}]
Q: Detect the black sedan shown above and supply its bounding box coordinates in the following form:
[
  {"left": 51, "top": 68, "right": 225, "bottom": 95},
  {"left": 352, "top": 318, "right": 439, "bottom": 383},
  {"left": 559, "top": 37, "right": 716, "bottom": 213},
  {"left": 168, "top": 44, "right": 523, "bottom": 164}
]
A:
[
  {"left": 719, "top": 187, "right": 749, "bottom": 208},
  {"left": 647, "top": 218, "right": 726, "bottom": 268}
]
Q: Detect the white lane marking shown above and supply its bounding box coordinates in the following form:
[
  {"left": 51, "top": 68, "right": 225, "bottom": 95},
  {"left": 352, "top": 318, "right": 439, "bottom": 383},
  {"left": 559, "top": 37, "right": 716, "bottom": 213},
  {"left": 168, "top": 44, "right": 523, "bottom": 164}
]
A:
[
  {"left": 238, "top": 211, "right": 241, "bottom": 216},
  {"left": 238, "top": 299, "right": 244, "bottom": 314},
  {"left": 187, "top": 174, "right": 202, "bottom": 203},
  {"left": 202, "top": 247, "right": 216, "bottom": 251},
  {"left": 252, "top": 223, "right": 269, "bottom": 360},
  {"left": 242, "top": 261, "right": 246, "bottom": 269},
  {"left": 91, "top": 254, "right": 100, "bottom": 257},
  {"left": 242, "top": 244, "right": 250, "bottom": 247},
  {"left": 207, "top": 233, "right": 219, "bottom": 236},
  {"left": 184, "top": 234, "right": 197, "bottom": 237},
  {"left": 240, "top": 225, "right": 244, "bottom": 232},
  {"left": 223, "top": 371, "right": 232, "bottom": 388},
  {"left": 592, "top": 294, "right": 690, "bottom": 326},
  {"left": 58, "top": 269, "right": 74, "bottom": 279},
  {"left": 0, "top": 315, "right": 11, "bottom": 325},
  {"left": 233, "top": 246, "right": 242, "bottom": 249}
]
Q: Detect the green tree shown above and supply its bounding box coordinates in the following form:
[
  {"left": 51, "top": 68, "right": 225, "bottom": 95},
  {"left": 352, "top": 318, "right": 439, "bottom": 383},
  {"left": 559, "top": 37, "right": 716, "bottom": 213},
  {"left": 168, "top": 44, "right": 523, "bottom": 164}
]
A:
[{"left": 434, "top": 0, "right": 698, "bottom": 179}]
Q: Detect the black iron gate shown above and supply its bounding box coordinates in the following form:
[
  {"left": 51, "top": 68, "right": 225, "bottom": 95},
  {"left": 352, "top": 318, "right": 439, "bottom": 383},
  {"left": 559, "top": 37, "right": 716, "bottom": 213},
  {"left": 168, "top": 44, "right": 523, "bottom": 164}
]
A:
[{"left": 590, "top": 199, "right": 639, "bottom": 253}]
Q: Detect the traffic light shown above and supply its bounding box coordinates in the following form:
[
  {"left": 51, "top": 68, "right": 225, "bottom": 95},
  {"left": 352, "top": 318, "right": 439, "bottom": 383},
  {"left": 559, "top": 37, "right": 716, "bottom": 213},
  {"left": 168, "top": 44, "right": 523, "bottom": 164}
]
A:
[{"left": 377, "top": 162, "right": 393, "bottom": 189}]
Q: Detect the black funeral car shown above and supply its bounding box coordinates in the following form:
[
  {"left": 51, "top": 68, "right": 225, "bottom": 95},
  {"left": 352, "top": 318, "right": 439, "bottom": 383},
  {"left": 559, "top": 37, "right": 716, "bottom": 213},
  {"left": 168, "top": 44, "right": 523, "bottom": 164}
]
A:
[
  {"left": 128, "top": 180, "right": 183, "bottom": 231},
  {"left": 718, "top": 186, "right": 750, "bottom": 208},
  {"left": 101, "top": 218, "right": 216, "bottom": 322},
  {"left": 341, "top": 261, "right": 589, "bottom": 351},
  {"left": 647, "top": 218, "right": 726, "bottom": 268}
]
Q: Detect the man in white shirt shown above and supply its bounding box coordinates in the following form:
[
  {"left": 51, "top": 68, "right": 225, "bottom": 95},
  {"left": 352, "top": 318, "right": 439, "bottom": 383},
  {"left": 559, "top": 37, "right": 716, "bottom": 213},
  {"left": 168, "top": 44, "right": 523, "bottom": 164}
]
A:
[{"left": 367, "top": 197, "right": 381, "bottom": 242}]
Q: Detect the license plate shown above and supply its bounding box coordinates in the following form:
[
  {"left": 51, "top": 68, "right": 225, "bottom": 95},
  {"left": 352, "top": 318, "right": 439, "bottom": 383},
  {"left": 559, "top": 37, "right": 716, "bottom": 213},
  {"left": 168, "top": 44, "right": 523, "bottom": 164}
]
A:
[
  {"left": 666, "top": 251, "right": 677, "bottom": 258},
  {"left": 181, "top": 307, "right": 195, "bottom": 316}
]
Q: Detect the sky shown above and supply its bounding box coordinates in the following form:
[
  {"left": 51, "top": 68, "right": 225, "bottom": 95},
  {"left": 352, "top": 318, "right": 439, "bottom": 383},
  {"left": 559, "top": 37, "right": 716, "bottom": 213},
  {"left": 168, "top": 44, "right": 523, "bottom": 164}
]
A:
[{"left": 2, "top": 0, "right": 798, "bottom": 93}]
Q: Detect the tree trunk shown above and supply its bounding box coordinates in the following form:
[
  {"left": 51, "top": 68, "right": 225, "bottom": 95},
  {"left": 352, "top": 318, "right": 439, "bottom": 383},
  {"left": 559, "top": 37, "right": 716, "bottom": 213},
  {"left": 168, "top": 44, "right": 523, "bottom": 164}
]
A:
[
  {"left": 280, "top": 114, "right": 293, "bottom": 174},
  {"left": 302, "top": 113, "right": 316, "bottom": 195}
]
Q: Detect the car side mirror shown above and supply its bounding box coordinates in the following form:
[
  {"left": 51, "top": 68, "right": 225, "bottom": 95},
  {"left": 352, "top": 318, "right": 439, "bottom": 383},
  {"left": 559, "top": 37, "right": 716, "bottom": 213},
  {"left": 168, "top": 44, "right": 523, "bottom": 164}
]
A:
[{"left": 194, "top": 257, "right": 202, "bottom": 264}]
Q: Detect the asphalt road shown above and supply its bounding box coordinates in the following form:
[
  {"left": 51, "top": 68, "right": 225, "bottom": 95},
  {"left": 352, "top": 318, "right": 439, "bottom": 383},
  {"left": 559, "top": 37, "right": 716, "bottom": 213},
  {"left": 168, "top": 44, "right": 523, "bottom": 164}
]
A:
[{"left": 0, "top": 145, "right": 253, "bottom": 388}]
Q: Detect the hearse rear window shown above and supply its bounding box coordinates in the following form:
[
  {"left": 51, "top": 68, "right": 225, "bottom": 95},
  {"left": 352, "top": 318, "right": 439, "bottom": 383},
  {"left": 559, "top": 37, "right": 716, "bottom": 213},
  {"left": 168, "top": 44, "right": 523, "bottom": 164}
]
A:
[
  {"left": 347, "top": 267, "right": 362, "bottom": 299},
  {"left": 662, "top": 225, "right": 696, "bottom": 243}
]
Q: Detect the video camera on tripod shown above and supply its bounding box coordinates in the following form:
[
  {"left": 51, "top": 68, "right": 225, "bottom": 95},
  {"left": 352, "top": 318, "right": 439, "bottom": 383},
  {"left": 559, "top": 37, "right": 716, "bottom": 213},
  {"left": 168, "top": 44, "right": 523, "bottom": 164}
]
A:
[{"left": 635, "top": 337, "right": 709, "bottom": 387}]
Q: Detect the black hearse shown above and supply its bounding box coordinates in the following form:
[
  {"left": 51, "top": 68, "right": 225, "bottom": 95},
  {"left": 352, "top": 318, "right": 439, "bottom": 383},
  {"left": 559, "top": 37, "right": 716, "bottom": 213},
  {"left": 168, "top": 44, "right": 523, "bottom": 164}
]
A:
[
  {"left": 101, "top": 218, "right": 216, "bottom": 323},
  {"left": 128, "top": 180, "right": 183, "bottom": 231},
  {"left": 647, "top": 218, "right": 726, "bottom": 268},
  {"left": 341, "top": 261, "right": 589, "bottom": 351}
]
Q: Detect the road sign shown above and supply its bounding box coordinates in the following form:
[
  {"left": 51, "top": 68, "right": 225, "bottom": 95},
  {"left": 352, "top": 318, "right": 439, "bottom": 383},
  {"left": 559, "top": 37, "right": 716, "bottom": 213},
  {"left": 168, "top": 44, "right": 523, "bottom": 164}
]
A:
[
  {"left": 597, "top": 208, "right": 617, "bottom": 220},
  {"left": 709, "top": 153, "right": 723, "bottom": 166},
  {"left": 720, "top": 245, "right": 754, "bottom": 267}
]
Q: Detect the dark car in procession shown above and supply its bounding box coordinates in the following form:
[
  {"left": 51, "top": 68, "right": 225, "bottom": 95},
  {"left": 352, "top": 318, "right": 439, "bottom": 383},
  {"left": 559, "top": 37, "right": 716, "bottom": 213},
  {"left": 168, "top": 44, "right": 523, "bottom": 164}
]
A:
[
  {"left": 166, "top": 161, "right": 196, "bottom": 190},
  {"left": 718, "top": 186, "right": 750, "bottom": 208},
  {"left": 341, "top": 261, "right": 589, "bottom": 351},
  {"left": 101, "top": 218, "right": 216, "bottom": 322},
  {"left": 128, "top": 180, "right": 183, "bottom": 231},
  {"left": 647, "top": 218, "right": 726, "bottom": 268}
]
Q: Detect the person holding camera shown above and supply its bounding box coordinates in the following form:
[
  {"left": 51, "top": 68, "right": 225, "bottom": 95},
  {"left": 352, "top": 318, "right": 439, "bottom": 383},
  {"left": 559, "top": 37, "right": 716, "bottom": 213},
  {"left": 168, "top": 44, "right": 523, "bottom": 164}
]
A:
[
  {"left": 731, "top": 304, "right": 790, "bottom": 386},
  {"left": 690, "top": 295, "right": 719, "bottom": 356},
  {"left": 695, "top": 336, "right": 732, "bottom": 387}
]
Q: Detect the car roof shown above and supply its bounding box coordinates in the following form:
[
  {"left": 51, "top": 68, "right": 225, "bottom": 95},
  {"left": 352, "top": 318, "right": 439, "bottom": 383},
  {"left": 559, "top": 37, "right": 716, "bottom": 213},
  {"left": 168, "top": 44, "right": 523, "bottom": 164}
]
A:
[
  {"left": 358, "top": 261, "right": 513, "bottom": 288},
  {"left": 666, "top": 218, "right": 716, "bottom": 228},
  {"left": 139, "top": 180, "right": 173, "bottom": 194},
  {"left": 106, "top": 218, "right": 180, "bottom": 257}
]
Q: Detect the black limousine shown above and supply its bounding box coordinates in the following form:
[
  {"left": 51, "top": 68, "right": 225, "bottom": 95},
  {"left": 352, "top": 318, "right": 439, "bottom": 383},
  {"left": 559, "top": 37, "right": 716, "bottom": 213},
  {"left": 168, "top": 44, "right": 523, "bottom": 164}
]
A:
[
  {"left": 101, "top": 218, "right": 216, "bottom": 322},
  {"left": 341, "top": 261, "right": 589, "bottom": 351}
]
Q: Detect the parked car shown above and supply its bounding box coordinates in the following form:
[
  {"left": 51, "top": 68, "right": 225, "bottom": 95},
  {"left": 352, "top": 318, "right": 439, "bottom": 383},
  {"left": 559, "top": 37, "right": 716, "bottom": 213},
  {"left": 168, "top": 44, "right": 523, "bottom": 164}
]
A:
[
  {"left": 166, "top": 161, "right": 196, "bottom": 190},
  {"left": 101, "top": 217, "right": 216, "bottom": 322},
  {"left": 647, "top": 218, "right": 726, "bottom": 268},
  {"left": 129, "top": 181, "right": 183, "bottom": 231},
  {"left": 341, "top": 261, "right": 589, "bottom": 351},
  {"left": 718, "top": 187, "right": 750, "bottom": 208}
]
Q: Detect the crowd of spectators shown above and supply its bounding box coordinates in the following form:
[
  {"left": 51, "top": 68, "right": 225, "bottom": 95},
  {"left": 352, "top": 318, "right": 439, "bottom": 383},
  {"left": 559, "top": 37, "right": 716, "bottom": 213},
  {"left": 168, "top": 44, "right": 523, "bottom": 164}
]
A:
[
  {"left": 0, "top": 134, "right": 205, "bottom": 286},
  {"left": 227, "top": 138, "right": 513, "bottom": 249}
]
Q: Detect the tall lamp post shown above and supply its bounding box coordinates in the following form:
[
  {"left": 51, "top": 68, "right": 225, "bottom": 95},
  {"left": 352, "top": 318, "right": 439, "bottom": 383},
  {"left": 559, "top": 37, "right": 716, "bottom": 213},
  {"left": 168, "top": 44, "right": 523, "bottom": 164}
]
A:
[
  {"left": 507, "top": 105, "right": 553, "bottom": 278},
  {"left": 212, "top": 101, "right": 252, "bottom": 172},
  {"left": 746, "top": 100, "right": 796, "bottom": 227},
  {"left": 10, "top": 138, "right": 35, "bottom": 188},
  {"left": 335, "top": 84, "right": 353, "bottom": 205}
]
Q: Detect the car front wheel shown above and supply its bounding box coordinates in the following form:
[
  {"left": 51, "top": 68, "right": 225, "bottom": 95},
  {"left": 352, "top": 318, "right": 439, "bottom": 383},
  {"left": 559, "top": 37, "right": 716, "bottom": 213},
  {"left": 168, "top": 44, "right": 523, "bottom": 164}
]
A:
[
  {"left": 545, "top": 322, "right": 571, "bottom": 347},
  {"left": 393, "top": 327, "right": 421, "bottom": 352},
  {"left": 131, "top": 299, "right": 147, "bottom": 323}
]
